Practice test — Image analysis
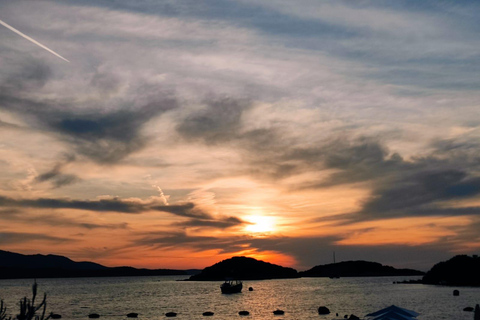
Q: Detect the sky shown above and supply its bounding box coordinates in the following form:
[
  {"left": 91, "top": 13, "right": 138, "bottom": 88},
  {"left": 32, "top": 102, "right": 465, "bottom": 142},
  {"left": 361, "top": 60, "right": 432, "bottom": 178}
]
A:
[{"left": 0, "top": 0, "right": 479, "bottom": 271}]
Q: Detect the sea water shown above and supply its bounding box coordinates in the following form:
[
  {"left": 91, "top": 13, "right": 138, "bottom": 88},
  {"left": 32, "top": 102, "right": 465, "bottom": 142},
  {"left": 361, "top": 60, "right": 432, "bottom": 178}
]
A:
[{"left": 0, "top": 276, "right": 479, "bottom": 320}]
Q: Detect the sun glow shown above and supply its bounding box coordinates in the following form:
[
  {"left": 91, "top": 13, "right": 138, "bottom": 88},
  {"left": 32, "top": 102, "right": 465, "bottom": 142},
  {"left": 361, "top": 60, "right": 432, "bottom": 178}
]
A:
[{"left": 245, "top": 215, "right": 276, "bottom": 233}]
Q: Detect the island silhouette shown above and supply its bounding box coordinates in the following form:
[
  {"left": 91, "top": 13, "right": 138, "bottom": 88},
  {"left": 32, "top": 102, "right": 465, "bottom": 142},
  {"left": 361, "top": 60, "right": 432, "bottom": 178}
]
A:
[
  {"left": 422, "top": 254, "right": 480, "bottom": 286},
  {"left": 299, "top": 260, "right": 424, "bottom": 278},
  {"left": 187, "top": 256, "right": 298, "bottom": 281}
]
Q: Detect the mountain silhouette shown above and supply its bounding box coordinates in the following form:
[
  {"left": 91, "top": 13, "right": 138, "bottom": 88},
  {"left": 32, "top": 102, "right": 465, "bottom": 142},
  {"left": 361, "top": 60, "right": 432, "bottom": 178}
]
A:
[
  {"left": 0, "top": 250, "right": 192, "bottom": 279},
  {"left": 188, "top": 256, "right": 299, "bottom": 281},
  {"left": 0, "top": 250, "right": 106, "bottom": 270}
]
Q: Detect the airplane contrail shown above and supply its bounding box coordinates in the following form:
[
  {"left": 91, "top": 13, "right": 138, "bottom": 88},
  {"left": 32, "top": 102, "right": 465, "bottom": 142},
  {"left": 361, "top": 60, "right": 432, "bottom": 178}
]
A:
[{"left": 0, "top": 18, "right": 69, "bottom": 62}]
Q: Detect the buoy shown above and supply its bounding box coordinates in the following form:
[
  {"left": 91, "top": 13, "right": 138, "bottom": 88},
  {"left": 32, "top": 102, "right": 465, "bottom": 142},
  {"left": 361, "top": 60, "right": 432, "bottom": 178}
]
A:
[
  {"left": 453, "top": 290, "right": 460, "bottom": 296},
  {"left": 238, "top": 311, "right": 249, "bottom": 316},
  {"left": 51, "top": 314, "right": 62, "bottom": 319},
  {"left": 126, "top": 313, "right": 138, "bottom": 318},
  {"left": 273, "top": 309, "right": 284, "bottom": 315},
  {"left": 165, "top": 312, "right": 177, "bottom": 317},
  {"left": 88, "top": 314, "right": 100, "bottom": 319},
  {"left": 203, "top": 311, "right": 214, "bottom": 316}
]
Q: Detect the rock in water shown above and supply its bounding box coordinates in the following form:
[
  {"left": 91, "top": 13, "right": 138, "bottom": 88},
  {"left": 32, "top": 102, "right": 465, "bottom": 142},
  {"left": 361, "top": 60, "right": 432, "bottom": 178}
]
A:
[
  {"left": 273, "top": 309, "right": 284, "bottom": 315},
  {"left": 464, "top": 307, "right": 474, "bottom": 312},
  {"left": 202, "top": 311, "right": 214, "bottom": 316},
  {"left": 318, "top": 306, "right": 330, "bottom": 314},
  {"left": 239, "top": 311, "right": 250, "bottom": 316},
  {"left": 165, "top": 312, "right": 177, "bottom": 317},
  {"left": 474, "top": 304, "right": 480, "bottom": 320},
  {"left": 453, "top": 289, "right": 460, "bottom": 296},
  {"left": 88, "top": 314, "right": 100, "bottom": 319},
  {"left": 126, "top": 313, "right": 138, "bottom": 318}
]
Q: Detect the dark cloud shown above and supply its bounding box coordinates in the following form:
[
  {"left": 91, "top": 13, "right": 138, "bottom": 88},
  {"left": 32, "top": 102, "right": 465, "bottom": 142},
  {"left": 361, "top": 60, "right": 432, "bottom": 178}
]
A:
[
  {"left": 0, "top": 60, "right": 177, "bottom": 164},
  {"left": 0, "top": 195, "right": 144, "bottom": 213},
  {"left": 176, "top": 97, "right": 252, "bottom": 144},
  {"left": 0, "top": 195, "right": 244, "bottom": 230},
  {"left": 0, "top": 209, "right": 128, "bottom": 230},
  {"left": 362, "top": 169, "right": 480, "bottom": 216},
  {"left": 44, "top": 100, "right": 176, "bottom": 164},
  {"left": 135, "top": 231, "right": 247, "bottom": 253},
  {"left": 152, "top": 203, "right": 245, "bottom": 229},
  {"left": 2, "top": 58, "right": 52, "bottom": 92},
  {"left": 151, "top": 203, "right": 209, "bottom": 219},
  {"left": 172, "top": 216, "right": 244, "bottom": 229},
  {"left": 35, "top": 154, "right": 80, "bottom": 188},
  {"left": 0, "top": 231, "right": 73, "bottom": 245},
  {"left": 136, "top": 231, "right": 218, "bottom": 248},
  {"left": 293, "top": 137, "right": 480, "bottom": 223}
]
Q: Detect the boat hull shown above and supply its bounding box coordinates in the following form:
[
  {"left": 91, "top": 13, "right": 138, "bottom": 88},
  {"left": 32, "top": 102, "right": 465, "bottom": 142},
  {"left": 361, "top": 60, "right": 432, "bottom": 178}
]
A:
[{"left": 220, "top": 281, "right": 243, "bottom": 294}]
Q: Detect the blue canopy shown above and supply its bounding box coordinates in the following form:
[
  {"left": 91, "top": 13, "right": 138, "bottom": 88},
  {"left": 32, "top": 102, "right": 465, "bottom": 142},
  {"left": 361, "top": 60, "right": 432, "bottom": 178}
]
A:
[{"left": 366, "top": 305, "right": 419, "bottom": 320}]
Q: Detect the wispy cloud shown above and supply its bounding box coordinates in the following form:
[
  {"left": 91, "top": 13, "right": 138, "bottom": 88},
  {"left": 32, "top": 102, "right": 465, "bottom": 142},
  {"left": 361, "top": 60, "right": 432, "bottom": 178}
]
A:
[{"left": 0, "top": 231, "right": 73, "bottom": 245}]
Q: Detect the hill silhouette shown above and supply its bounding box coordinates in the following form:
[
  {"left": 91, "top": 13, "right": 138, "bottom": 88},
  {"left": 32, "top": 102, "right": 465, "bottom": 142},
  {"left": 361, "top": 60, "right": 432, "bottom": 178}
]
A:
[
  {"left": 422, "top": 255, "right": 480, "bottom": 286},
  {"left": 299, "top": 260, "right": 424, "bottom": 277},
  {"left": 188, "top": 256, "right": 299, "bottom": 281},
  {"left": 0, "top": 250, "right": 106, "bottom": 270},
  {"left": 0, "top": 250, "right": 191, "bottom": 279}
]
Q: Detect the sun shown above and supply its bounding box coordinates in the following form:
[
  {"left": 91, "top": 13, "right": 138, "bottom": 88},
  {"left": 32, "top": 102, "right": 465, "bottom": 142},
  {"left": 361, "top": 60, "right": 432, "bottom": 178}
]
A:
[{"left": 245, "top": 215, "right": 275, "bottom": 233}]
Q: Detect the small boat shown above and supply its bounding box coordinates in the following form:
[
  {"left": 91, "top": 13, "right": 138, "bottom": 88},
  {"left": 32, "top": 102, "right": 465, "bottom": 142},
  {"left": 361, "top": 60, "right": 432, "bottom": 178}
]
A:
[{"left": 220, "top": 279, "right": 243, "bottom": 294}]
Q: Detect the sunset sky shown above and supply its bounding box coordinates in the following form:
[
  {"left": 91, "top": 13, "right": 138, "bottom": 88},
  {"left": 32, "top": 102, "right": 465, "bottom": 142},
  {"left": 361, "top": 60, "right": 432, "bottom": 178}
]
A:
[{"left": 1, "top": 0, "right": 479, "bottom": 271}]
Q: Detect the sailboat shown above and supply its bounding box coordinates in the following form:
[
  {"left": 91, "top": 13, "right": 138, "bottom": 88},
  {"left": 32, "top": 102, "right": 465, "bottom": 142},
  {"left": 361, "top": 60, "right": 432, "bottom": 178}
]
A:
[{"left": 329, "top": 252, "right": 340, "bottom": 279}]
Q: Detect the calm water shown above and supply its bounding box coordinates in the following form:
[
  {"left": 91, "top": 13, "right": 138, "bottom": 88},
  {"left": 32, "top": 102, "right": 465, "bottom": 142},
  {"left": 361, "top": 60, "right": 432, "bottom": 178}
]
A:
[{"left": 0, "top": 276, "right": 479, "bottom": 320}]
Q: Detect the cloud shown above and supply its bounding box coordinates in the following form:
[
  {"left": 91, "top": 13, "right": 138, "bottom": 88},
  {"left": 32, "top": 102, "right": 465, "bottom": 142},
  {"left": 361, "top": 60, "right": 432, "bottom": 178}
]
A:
[
  {"left": 176, "top": 97, "right": 252, "bottom": 144},
  {"left": 0, "top": 231, "right": 73, "bottom": 245},
  {"left": 283, "top": 137, "right": 480, "bottom": 224},
  {"left": 35, "top": 154, "right": 80, "bottom": 188},
  {"left": 0, "top": 59, "right": 177, "bottom": 164},
  {"left": 0, "top": 209, "right": 128, "bottom": 230},
  {"left": 0, "top": 195, "right": 144, "bottom": 213},
  {"left": 172, "top": 216, "right": 244, "bottom": 229},
  {"left": 0, "top": 194, "right": 244, "bottom": 230},
  {"left": 361, "top": 169, "right": 480, "bottom": 215},
  {"left": 48, "top": 103, "right": 176, "bottom": 164}
]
